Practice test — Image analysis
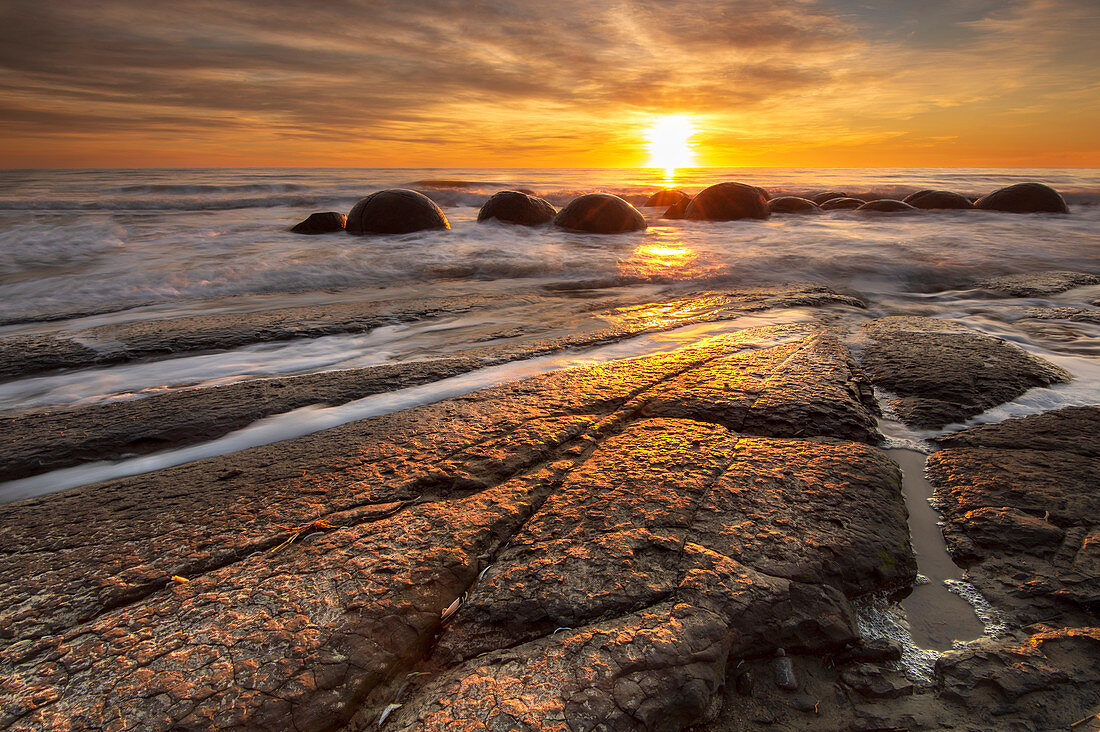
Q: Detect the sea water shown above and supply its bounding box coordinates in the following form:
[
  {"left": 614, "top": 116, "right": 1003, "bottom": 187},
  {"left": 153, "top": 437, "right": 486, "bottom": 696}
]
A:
[{"left": 1, "top": 168, "right": 1097, "bottom": 326}]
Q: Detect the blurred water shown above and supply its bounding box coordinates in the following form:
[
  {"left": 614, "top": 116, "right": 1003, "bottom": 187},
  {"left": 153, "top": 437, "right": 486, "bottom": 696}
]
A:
[{"left": 1, "top": 168, "right": 1096, "bottom": 324}]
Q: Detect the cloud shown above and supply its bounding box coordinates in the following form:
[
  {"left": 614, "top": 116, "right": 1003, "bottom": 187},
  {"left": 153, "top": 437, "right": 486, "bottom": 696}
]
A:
[{"left": 0, "top": 0, "right": 1095, "bottom": 165}]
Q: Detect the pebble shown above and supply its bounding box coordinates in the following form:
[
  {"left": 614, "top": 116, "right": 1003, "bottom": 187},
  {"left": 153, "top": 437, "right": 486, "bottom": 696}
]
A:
[{"left": 772, "top": 649, "right": 799, "bottom": 691}]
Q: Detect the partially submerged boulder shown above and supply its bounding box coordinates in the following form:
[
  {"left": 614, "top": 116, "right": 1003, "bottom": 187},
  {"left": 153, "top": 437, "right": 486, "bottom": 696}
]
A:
[
  {"left": 477, "top": 190, "right": 555, "bottom": 226},
  {"left": 811, "top": 191, "right": 848, "bottom": 205},
  {"left": 346, "top": 188, "right": 450, "bottom": 234},
  {"left": 903, "top": 190, "right": 976, "bottom": 210},
  {"left": 975, "top": 182, "right": 1069, "bottom": 214},
  {"left": 819, "top": 197, "right": 864, "bottom": 210},
  {"left": 553, "top": 193, "right": 646, "bottom": 234},
  {"left": 684, "top": 182, "right": 770, "bottom": 221},
  {"left": 644, "top": 189, "right": 689, "bottom": 207},
  {"left": 856, "top": 199, "right": 918, "bottom": 213},
  {"left": 289, "top": 211, "right": 346, "bottom": 234},
  {"left": 768, "top": 196, "right": 820, "bottom": 214},
  {"left": 662, "top": 196, "right": 691, "bottom": 219}
]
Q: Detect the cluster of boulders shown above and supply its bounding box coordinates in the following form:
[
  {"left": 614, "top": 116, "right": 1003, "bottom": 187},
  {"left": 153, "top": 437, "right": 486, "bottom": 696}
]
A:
[
  {"left": 653, "top": 181, "right": 1070, "bottom": 218},
  {"left": 289, "top": 181, "right": 1070, "bottom": 237}
]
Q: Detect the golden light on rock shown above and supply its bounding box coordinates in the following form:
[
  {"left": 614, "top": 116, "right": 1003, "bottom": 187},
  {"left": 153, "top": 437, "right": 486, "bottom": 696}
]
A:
[{"left": 644, "top": 115, "right": 696, "bottom": 173}]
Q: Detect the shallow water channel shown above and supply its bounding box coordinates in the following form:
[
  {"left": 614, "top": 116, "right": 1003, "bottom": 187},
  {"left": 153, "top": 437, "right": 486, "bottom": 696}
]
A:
[{"left": 889, "top": 448, "right": 985, "bottom": 650}]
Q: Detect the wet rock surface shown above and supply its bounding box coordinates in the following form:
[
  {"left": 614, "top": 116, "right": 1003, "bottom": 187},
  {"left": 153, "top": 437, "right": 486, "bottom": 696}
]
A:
[
  {"left": 936, "top": 627, "right": 1100, "bottom": 729},
  {"left": 661, "top": 196, "right": 691, "bottom": 219},
  {"left": 0, "top": 290, "right": 1097, "bottom": 732},
  {"left": 0, "top": 319, "right": 917, "bottom": 731},
  {"left": 819, "top": 196, "right": 864, "bottom": 210},
  {"left": 346, "top": 189, "right": 450, "bottom": 235},
  {"left": 290, "top": 211, "right": 347, "bottom": 234},
  {"left": 977, "top": 270, "right": 1100, "bottom": 297},
  {"left": 854, "top": 316, "right": 1069, "bottom": 429},
  {"left": 0, "top": 292, "right": 521, "bottom": 380},
  {"left": 856, "top": 200, "right": 918, "bottom": 213},
  {"left": 1, "top": 359, "right": 479, "bottom": 481},
  {"left": 553, "top": 193, "right": 646, "bottom": 234},
  {"left": 0, "top": 286, "right": 868, "bottom": 480},
  {"left": 644, "top": 189, "right": 689, "bottom": 207},
  {"left": 928, "top": 406, "right": 1100, "bottom": 626},
  {"left": 902, "top": 190, "right": 976, "bottom": 210},
  {"left": 1023, "top": 305, "right": 1100, "bottom": 324},
  {"left": 767, "top": 196, "right": 819, "bottom": 214},
  {"left": 684, "top": 182, "right": 770, "bottom": 221},
  {"left": 476, "top": 190, "right": 556, "bottom": 226},
  {"left": 975, "top": 182, "right": 1070, "bottom": 214}
]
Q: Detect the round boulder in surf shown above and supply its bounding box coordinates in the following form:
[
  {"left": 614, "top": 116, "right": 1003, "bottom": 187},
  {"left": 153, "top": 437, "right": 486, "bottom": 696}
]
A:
[
  {"left": 346, "top": 189, "right": 450, "bottom": 235},
  {"left": 290, "top": 211, "right": 347, "bottom": 234},
  {"left": 820, "top": 197, "right": 864, "bottom": 210},
  {"left": 553, "top": 193, "right": 647, "bottom": 234},
  {"left": 768, "top": 196, "right": 820, "bottom": 214},
  {"left": 856, "top": 199, "right": 919, "bottom": 213},
  {"left": 975, "top": 182, "right": 1069, "bottom": 214},
  {"left": 644, "top": 189, "right": 690, "bottom": 207},
  {"left": 684, "top": 182, "right": 770, "bottom": 220},
  {"left": 477, "top": 190, "right": 556, "bottom": 226},
  {"left": 903, "top": 190, "right": 976, "bottom": 210},
  {"left": 811, "top": 191, "right": 848, "bottom": 205}
]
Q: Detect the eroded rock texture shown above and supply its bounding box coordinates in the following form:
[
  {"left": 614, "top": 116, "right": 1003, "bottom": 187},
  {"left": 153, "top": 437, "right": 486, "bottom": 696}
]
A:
[
  {"left": 977, "top": 270, "right": 1100, "bottom": 297},
  {"left": 855, "top": 316, "right": 1069, "bottom": 428},
  {"left": 0, "top": 330, "right": 915, "bottom": 731},
  {"left": 928, "top": 406, "right": 1100, "bottom": 627}
]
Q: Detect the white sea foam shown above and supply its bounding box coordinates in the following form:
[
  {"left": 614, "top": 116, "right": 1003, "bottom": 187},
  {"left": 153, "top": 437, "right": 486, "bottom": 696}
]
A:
[
  {"left": 1, "top": 168, "right": 1097, "bottom": 324},
  {"left": 0, "top": 314, "right": 814, "bottom": 501}
]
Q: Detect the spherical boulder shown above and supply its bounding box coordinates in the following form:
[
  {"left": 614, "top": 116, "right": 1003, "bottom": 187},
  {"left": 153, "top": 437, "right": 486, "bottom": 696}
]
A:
[
  {"left": 477, "top": 190, "right": 556, "bottom": 226},
  {"left": 811, "top": 191, "right": 848, "bottom": 205},
  {"left": 290, "top": 211, "right": 346, "bottom": 234},
  {"left": 856, "top": 199, "right": 918, "bottom": 213},
  {"left": 975, "top": 183, "right": 1069, "bottom": 214},
  {"left": 644, "top": 189, "right": 690, "bottom": 207},
  {"left": 553, "top": 193, "right": 647, "bottom": 234},
  {"left": 662, "top": 196, "right": 692, "bottom": 219},
  {"left": 768, "top": 196, "right": 820, "bottom": 214},
  {"left": 684, "top": 182, "right": 769, "bottom": 221},
  {"left": 819, "top": 197, "right": 864, "bottom": 210},
  {"left": 903, "top": 190, "right": 976, "bottom": 210},
  {"left": 346, "top": 189, "right": 450, "bottom": 235}
]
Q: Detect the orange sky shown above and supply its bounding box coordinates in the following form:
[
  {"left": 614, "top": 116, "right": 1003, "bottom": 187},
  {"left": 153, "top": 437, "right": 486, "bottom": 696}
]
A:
[{"left": 1, "top": 0, "right": 1097, "bottom": 168}]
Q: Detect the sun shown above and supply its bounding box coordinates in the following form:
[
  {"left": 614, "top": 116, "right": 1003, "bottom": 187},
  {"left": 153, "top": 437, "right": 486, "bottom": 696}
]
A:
[{"left": 645, "top": 115, "right": 696, "bottom": 172}]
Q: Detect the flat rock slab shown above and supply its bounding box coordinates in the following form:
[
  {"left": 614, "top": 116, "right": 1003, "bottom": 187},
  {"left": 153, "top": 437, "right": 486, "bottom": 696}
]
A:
[
  {"left": 928, "top": 406, "right": 1100, "bottom": 626},
  {"left": 854, "top": 316, "right": 1069, "bottom": 429},
  {"left": 977, "top": 271, "right": 1100, "bottom": 297},
  {"left": 0, "top": 285, "right": 865, "bottom": 382},
  {"left": 0, "top": 330, "right": 913, "bottom": 731},
  {"left": 0, "top": 359, "right": 481, "bottom": 481},
  {"left": 936, "top": 626, "right": 1100, "bottom": 729},
  {"left": 1, "top": 287, "right": 866, "bottom": 482},
  {"left": 1023, "top": 305, "right": 1100, "bottom": 324}
]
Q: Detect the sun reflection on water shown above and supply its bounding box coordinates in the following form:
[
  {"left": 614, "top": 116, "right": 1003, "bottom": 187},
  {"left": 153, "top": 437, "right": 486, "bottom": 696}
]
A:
[{"left": 619, "top": 239, "right": 699, "bottom": 280}]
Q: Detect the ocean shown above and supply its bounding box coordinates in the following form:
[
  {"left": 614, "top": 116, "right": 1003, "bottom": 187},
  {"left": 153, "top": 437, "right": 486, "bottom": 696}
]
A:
[
  {"left": 1, "top": 167, "right": 1098, "bottom": 493},
  {"left": 2, "top": 167, "right": 1097, "bottom": 324}
]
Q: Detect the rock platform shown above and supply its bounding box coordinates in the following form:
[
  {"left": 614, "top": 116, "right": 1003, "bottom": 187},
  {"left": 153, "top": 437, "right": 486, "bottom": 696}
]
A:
[{"left": 1, "top": 285, "right": 1097, "bottom": 731}]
